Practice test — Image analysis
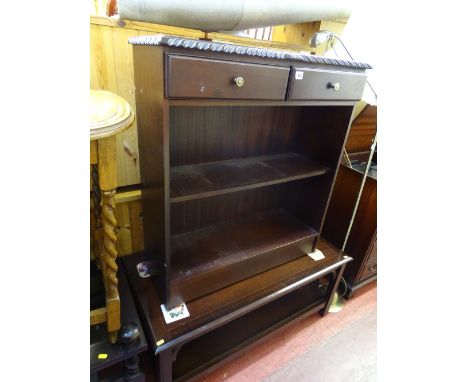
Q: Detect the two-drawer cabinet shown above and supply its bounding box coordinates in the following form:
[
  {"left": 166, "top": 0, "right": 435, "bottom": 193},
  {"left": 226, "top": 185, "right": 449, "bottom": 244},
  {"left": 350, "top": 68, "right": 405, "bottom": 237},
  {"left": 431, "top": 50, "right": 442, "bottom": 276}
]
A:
[
  {"left": 165, "top": 54, "right": 367, "bottom": 102},
  {"left": 130, "top": 35, "right": 371, "bottom": 309}
]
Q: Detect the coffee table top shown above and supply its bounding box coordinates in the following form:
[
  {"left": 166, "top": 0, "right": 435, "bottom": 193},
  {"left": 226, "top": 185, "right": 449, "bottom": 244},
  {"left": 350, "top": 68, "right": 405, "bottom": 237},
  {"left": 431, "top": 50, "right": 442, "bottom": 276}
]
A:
[
  {"left": 121, "top": 238, "right": 349, "bottom": 353},
  {"left": 90, "top": 89, "right": 134, "bottom": 141}
]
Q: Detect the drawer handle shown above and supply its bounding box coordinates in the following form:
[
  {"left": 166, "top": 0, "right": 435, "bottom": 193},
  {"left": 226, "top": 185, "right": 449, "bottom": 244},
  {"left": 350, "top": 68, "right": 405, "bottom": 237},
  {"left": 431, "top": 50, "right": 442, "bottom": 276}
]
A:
[
  {"left": 368, "top": 264, "right": 377, "bottom": 272},
  {"left": 328, "top": 82, "right": 341, "bottom": 91},
  {"left": 234, "top": 76, "right": 245, "bottom": 88}
]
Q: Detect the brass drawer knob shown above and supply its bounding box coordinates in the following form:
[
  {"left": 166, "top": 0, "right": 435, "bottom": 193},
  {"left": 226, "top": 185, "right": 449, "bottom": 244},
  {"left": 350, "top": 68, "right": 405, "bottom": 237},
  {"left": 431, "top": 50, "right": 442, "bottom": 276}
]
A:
[
  {"left": 234, "top": 76, "right": 245, "bottom": 87},
  {"left": 368, "top": 264, "right": 377, "bottom": 272},
  {"left": 328, "top": 82, "right": 340, "bottom": 91}
]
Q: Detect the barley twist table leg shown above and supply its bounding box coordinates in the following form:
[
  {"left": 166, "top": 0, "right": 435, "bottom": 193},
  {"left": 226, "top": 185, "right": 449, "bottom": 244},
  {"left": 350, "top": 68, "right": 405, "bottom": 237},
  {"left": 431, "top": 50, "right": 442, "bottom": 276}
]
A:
[
  {"left": 102, "top": 190, "right": 120, "bottom": 343},
  {"left": 92, "top": 165, "right": 102, "bottom": 227},
  {"left": 103, "top": 191, "right": 118, "bottom": 296},
  {"left": 91, "top": 165, "right": 102, "bottom": 269}
]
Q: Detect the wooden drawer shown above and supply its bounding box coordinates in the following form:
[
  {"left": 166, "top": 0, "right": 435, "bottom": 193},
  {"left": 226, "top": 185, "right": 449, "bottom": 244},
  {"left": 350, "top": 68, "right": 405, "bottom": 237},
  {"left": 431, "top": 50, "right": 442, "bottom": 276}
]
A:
[
  {"left": 287, "top": 67, "right": 367, "bottom": 100},
  {"left": 166, "top": 54, "right": 290, "bottom": 100},
  {"left": 368, "top": 238, "right": 377, "bottom": 263},
  {"left": 359, "top": 257, "right": 377, "bottom": 281}
]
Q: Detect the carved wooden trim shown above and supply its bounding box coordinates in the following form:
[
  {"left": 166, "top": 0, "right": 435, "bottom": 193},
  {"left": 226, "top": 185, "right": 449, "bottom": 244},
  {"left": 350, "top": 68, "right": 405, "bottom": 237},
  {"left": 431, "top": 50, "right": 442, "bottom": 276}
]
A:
[{"left": 128, "top": 34, "right": 372, "bottom": 70}]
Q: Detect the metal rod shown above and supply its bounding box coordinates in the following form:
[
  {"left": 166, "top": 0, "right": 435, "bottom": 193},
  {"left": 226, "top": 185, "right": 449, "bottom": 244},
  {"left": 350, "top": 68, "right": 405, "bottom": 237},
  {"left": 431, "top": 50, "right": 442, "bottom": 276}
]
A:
[
  {"left": 343, "top": 148, "right": 352, "bottom": 168},
  {"left": 341, "top": 136, "right": 377, "bottom": 252},
  {"left": 333, "top": 34, "right": 378, "bottom": 101},
  {"left": 333, "top": 35, "right": 355, "bottom": 60}
]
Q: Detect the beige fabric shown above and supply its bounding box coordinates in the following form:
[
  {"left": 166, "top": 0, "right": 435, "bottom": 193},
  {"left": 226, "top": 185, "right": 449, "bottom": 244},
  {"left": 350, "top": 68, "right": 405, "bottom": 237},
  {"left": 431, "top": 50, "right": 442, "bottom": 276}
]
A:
[{"left": 118, "top": 0, "right": 352, "bottom": 32}]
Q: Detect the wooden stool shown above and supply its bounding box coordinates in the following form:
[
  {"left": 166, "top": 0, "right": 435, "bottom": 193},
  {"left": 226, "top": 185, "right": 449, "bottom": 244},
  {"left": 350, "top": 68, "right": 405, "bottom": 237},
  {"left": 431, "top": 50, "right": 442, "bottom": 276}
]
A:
[{"left": 90, "top": 89, "right": 134, "bottom": 343}]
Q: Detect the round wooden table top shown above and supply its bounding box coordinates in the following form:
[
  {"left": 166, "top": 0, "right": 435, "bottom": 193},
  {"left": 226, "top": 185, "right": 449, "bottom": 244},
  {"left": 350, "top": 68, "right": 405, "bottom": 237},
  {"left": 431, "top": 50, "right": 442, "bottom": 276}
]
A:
[{"left": 90, "top": 89, "right": 135, "bottom": 141}]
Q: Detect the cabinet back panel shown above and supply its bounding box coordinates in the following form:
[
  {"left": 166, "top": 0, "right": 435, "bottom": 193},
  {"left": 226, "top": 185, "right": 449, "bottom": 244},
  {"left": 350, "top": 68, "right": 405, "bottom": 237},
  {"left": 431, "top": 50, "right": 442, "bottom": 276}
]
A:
[
  {"left": 171, "top": 185, "right": 286, "bottom": 235},
  {"left": 169, "top": 105, "right": 354, "bottom": 244},
  {"left": 296, "top": 106, "right": 354, "bottom": 168},
  {"left": 170, "top": 177, "right": 333, "bottom": 236},
  {"left": 169, "top": 106, "right": 302, "bottom": 166}
]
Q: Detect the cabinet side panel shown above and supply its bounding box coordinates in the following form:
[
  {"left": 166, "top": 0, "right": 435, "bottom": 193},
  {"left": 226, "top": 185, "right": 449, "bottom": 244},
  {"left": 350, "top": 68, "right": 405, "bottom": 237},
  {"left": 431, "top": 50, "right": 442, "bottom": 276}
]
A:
[
  {"left": 321, "top": 166, "right": 359, "bottom": 249},
  {"left": 133, "top": 45, "right": 170, "bottom": 302},
  {"left": 321, "top": 165, "right": 377, "bottom": 282},
  {"left": 346, "top": 175, "right": 377, "bottom": 281}
]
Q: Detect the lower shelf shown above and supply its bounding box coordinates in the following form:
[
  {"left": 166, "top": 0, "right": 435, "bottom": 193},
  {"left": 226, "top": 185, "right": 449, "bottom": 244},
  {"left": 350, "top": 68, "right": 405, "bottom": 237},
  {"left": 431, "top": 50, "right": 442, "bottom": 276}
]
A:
[
  {"left": 172, "top": 282, "right": 325, "bottom": 381},
  {"left": 170, "top": 209, "right": 318, "bottom": 305}
]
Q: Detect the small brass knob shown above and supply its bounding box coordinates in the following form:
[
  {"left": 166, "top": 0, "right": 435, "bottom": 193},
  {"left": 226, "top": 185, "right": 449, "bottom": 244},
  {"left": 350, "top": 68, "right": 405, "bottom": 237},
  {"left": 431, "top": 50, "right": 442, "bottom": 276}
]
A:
[
  {"left": 328, "top": 82, "right": 340, "bottom": 91},
  {"left": 234, "top": 76, "right": 244, "bottom": 87}
]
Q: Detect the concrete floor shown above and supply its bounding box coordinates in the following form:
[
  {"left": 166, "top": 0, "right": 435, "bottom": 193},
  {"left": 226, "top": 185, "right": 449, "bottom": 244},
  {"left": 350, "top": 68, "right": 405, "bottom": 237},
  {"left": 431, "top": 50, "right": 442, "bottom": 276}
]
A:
[{"left": 195, "top": 282, "right": 377, "bottom": 382}]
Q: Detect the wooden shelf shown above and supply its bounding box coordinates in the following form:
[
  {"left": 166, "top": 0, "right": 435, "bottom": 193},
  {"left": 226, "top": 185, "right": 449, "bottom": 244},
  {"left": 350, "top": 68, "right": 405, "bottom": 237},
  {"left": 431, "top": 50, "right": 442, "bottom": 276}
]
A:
[
  {"left": 172, "top": 282, "right": 325, "bottom": 381},
  {"left": 170, "top": 209, "right": 318, "bottom": 302},
  {"left": 170, "top": 152, "right": 329, "bottom": 203}
]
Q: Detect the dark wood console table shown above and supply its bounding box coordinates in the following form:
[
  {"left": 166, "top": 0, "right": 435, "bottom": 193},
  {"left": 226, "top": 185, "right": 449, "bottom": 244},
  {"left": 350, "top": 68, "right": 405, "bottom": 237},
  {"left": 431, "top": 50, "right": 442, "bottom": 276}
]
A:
[{"left": 126, "top": 34, "right": 371, "bottom": 381}]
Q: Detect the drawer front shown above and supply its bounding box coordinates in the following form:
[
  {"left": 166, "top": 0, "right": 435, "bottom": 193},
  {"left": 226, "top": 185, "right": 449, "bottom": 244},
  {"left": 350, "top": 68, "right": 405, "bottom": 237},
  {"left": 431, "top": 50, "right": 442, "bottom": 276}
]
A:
[
  {"left": 288, "top": 67, "right": 367, "bottom": 100},
  {"left": 166, "top": 55, "right": 290, "bottom": 100},
  {"left": 368, "top": 238, "right": 377, "bottom": 263},
  {"left": 360, "top": 257, "right": 377, "bottom": 281},
  {"left": 360, "top": 237, "right": 377, "bottom": 281}
]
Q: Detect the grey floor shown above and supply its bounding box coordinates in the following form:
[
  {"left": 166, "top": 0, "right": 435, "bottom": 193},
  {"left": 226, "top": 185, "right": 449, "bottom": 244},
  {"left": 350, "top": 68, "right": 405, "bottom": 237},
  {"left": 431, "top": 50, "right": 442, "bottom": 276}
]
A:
[{"left": 264, "top": 309, "right": 377, "bottom": 382}]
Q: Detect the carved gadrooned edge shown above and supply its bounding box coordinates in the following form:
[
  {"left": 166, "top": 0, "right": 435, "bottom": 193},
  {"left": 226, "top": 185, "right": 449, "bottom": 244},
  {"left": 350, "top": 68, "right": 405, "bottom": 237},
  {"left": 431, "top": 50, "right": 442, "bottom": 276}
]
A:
[{"left": 128, "top": 34, "right": 372, "bottom": 70}]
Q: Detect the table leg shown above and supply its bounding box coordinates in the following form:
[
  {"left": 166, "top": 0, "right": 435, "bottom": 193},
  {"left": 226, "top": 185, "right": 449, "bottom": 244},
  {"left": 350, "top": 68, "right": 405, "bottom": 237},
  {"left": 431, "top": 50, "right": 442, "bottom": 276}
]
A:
[
  {"left": 102, "top": 189, "right": 120, "bottom": 343},
  {"left": 98, "top": 136, "right": 121, "bottom": 344},
  {"left": 91, "top": 164, "right": 102, "bottom": 269},
  {"left": 123, "top": 355, "right": 145, "bottom": 381},
  {"left": 156, "top": 351, "right": 173, "bottom": 382}
]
